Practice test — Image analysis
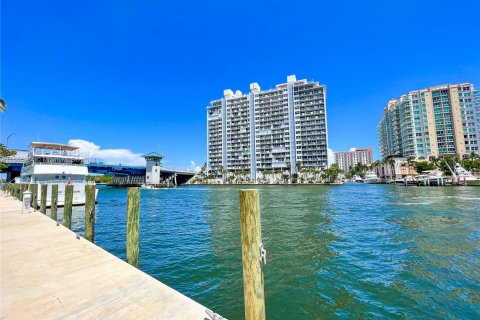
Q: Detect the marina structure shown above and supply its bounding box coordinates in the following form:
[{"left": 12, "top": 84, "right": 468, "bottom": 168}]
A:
[
  {"left": 0, "top": 192, "right": 210, "bottom": 319},
  {"left": 334, "top": 147, "right": 373, "bottom": 171},
  {"left": 1, "top": 148, "right": 195, "bottom": 188},
  {"left": 15, "top": 142, "right": 97, "bottom": 206},
  {"left": 207, "top": 75, "right": 329, "bottom": 181},
  {"left": 377, "top": 83, "right": 479, "bottom": 159}
]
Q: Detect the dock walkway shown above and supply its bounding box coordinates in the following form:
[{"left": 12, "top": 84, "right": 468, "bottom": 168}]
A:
[{"left": 0, "top": 193, "right": 210, "bottom": 319}]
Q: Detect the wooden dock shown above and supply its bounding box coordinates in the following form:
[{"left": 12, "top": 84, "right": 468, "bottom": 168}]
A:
[{"left": 0, "top": 192, "right": 211, "bottom": 319}]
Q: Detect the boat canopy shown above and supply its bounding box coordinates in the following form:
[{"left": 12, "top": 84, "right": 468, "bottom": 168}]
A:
[{"left": 29, "top": 142, "right": 78, "bottom": 151}]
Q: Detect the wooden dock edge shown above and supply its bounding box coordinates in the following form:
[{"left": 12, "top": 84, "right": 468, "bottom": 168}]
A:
[{"left": 0, "top": 192, "right": 215, "bottom": 320}]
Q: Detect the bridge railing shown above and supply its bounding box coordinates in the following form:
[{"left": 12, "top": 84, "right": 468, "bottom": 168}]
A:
[
  {"left": 160, "top": 167, "right": 196, "bottom": 174},
  {"left": 0, "top": 157, "right": 27, "bottom": 164}
]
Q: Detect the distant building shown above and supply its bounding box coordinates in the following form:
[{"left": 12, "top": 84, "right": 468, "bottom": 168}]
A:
[
  {"left": 334, "top": 147, "right": 373, "bottom": 171},
  {"left": 378, "top": 83, "right": 479, "bottom": 159},
  {"left": 207, "top": 75, "right": 329, "bottom": 181}
]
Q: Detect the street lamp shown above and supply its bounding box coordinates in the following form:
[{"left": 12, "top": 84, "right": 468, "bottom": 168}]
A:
[{"left": 6, "top": 133, "right": 15, "bottom": 148}]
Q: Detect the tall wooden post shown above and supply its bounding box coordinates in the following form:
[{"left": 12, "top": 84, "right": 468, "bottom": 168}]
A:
[
  {"left": 18, "top": 184, "right": 24, "bottom": 200},
  {"left": 63, "top": 185, "right": 73, "bottom": 229},
  {"left": 126, "top": 187, "right": 140, "bottom": 268},
  {"left": 31, "top": 184, "right": 38, "bottom": 210},
  {"left": 239, "top": 189, "right": 265, "bottom": 320},
  {"left": 40, "top": 184, "right": 47, "bottom": 214},
  {"left": 51, "top": 184, "right": 58, "bottom": 221},
  {"left": 84, "top": 185, "right": 96, "bottom": 242}
]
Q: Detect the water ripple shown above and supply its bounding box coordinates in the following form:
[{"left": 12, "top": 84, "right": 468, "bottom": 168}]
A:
[{"left": 50, "top": 184, "right": 480, "bottom": 319}]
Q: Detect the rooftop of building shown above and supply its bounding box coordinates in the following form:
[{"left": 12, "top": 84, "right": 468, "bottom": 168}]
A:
[
  {"left": 208, "top": 75, "right": 325, "bottom": 105},
  {"left": 143, "top": 152, "right": 163, "bottom": 159},
  {"left": 29, "top": 142, "right": 78, "bottom": 151},
  {"left": 334, "top": 147, "right": 373, "bottom": 154}
]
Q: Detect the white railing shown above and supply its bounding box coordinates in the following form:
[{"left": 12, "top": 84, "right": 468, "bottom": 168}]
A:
[{"left": 160, "top": 167, "right": 196, "bottom": 174}]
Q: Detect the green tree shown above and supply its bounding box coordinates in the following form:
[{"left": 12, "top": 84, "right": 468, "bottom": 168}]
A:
[
  {"left": 463, "top": 158, "right": 480, "bottom": 173},
  {"left": 383, "top": 156, "right": 396, "bottom": 180},
  {"left": 324, "top": 164, "right": 342, "bottom": 183},
  {"left": 86, "top": 174, "right": 113, "bottom": 184},
  {"left": 291, "top": 173, "right": 298, "bottom": 183},
  {"left": 413, "top": 161, "right": 436, "bottom": 173},
  {"left": 0, "top": 144, "right": 16, "bottom": 170},
  {"left": 0, "top": 99, "right": 5, "bottom": 112},
  {"left": 296, "top": 160, "right": 302, "bottom": 172},
  {"left": 437, "top": 156, "right": 460, "bottom": 176}
]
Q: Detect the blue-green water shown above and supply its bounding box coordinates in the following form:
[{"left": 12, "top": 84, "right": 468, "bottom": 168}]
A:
[{"left": 57, "top": 184, "right": 480, "bottom": 319}]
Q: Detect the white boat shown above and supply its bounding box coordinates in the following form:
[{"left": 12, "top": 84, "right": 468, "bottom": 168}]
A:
[
  {"left": 140, "top": 184, "right": 161, "bottom": 190},
  {"left": 352, "top": 175, "right": 363, "bottom": 183},
  {"left": 363, "top": 170, "right": 382, "bottom": 184},
  {"left": 15, "top": 142, "right": 98, "bottom": 206},
  {"left": 416, "top": 169, "right": 448, "bottom": 186},
  {"left": 452, "top": 163, "right": 480, "bottom": 186}
]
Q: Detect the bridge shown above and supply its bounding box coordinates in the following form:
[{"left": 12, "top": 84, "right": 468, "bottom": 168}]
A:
[
  {"left": 87, "top": 162, "right": 196, "bottom": 186},
  {"left": 0, "top": 153, "right": 196, "bottom": 186}
]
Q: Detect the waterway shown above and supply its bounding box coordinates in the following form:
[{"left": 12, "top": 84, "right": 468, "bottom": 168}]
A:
[{"left": 59, "top": 184, "right": 480, "bottom": 319}]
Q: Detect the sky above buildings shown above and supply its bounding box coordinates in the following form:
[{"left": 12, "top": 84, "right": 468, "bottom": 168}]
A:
[{"left": 1, "top": 0, "right": 479, "bottom": 168}]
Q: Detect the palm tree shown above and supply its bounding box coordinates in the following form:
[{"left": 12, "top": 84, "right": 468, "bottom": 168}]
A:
[
  {"left": 384, "top": 156, "right": 396, "bottom": 181},
  {"left": 296, "top": 160, "right": 302, "bottom": 173},
  {"left": 406, "top": 156, "right": 415, "bottom": 174},
  {"left": 286, "top": 162, "right": 292, "bottom": 181},
  {"left": 372, "top": 160, "right": 381, "bottom": 176},
  {"left": 0, "top": 99, "right": 5, "bottom": 112}
]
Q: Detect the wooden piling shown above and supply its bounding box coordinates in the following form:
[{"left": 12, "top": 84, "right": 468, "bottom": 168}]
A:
[
  {"left": 126, "top": 187, "right": 140, "bottom": 268},
  {"left": 239, "top": 189, "right": 265, "bottom": 320},
  {"left": 17, "top": 184, "right": 22, "bottom": 200},
  {"left": 23, "top": 184, "right": 28, "bottom": 196},
  {"left": 84, "top": 185, "right": 96, "bottom": 243},
  {"left": 40, "top": 184, "right": 47, "bottom": 214},
  {"left": 31, "top": 184, "right": 38, "bottom": 210},
  {"left": 51, "top": 184, "right": 58, "bottom": 221},
  {"left": 63, "top": 185, "right": 73, "bottom": 229}
]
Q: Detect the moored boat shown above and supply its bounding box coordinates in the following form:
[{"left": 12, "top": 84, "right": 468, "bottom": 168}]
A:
[
  {"left": 15, "top": 142, "right": 98, "bottom": 206},
  {"left": 452, "top": 163, "right": 480, "bottom": 186},
  {"left": 416, "top": 169, "right": 448, "bottom": 186},
  {"left": 352, "top": 175, "right": 363, "bottom": 183},
  {"left": 363, "top": 170, "right": 382, "bottom": 184}
]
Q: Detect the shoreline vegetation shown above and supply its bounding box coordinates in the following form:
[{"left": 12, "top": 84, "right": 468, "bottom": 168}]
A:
[
  {"left": 188, "top": 155, "right": 480, "bottom": 185},
  {"left": 189, "top": 163, "right": 343, "bottom": 185}
]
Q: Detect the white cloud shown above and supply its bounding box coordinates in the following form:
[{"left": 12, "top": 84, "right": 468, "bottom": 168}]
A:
[
  {"left": 68, "top": 139, "right": 145, "bottom": 166},
  {"left": 190, "top": 160, "right": 201, "bottom": 173},
  {"left": 327, "top": 148, "right": 335, "bottom": 167}
]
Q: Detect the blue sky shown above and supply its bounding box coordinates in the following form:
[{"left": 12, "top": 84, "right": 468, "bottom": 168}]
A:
[{"left": 1, "top": 0, "right": 479, "bottom": 168}]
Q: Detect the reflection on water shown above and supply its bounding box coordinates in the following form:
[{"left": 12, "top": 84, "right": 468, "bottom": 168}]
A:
[{"left": 48, "top": 184, "right": 480, "bottom": 319}]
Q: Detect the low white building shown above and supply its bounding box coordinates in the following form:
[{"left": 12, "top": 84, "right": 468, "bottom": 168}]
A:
[{"left": 144, "top": 152, "right": 163, "bottom": 185}]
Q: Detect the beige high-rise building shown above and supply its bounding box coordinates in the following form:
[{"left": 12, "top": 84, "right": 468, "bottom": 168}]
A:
[
  {"left": 378, "top": 83, "right": 479, "bottom": 159},
  {"left": 334, "top": 147, "right": 373, "bottom": 171}
]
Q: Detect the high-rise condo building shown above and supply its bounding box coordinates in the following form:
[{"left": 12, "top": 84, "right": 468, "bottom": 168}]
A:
[
  {"left": 207, "top": 75, "right": 329, "bottom": 181},
  {"left": 334, "top": 147, "right": 373, "bottom": 171},
  {"left": 378, "top": 83, "right": 479, "bottom": 159}
]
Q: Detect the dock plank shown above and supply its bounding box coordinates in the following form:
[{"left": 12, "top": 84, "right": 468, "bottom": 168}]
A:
[{"left": 0, "top": 193, "right": 211, "bottom": 320}]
